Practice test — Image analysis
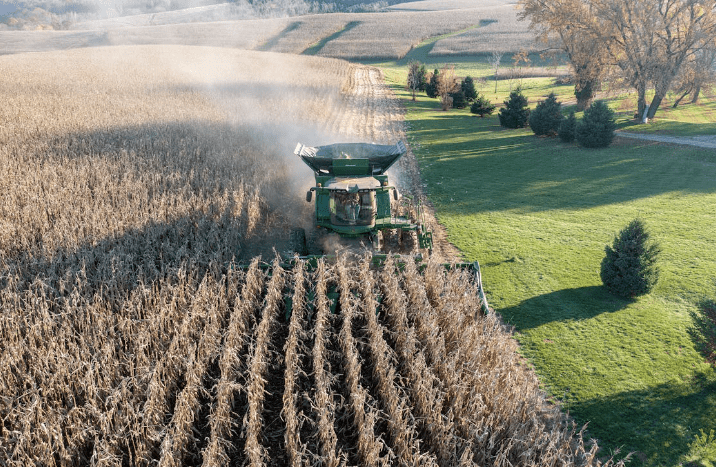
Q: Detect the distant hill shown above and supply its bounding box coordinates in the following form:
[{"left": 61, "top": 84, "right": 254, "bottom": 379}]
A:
[{"left": 0, "top": 0, "right": 423, "bottom": 31}]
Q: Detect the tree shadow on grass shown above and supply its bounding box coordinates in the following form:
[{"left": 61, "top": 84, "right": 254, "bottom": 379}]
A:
[
  {"left": 497, "top": 286, "right": 632, "bottom": 331},
  {"left": 570, "top": 373, "right": 716, "bottom": 467},
  {"left": 411, "top": 113, "right": 716, "bottom": 214}
]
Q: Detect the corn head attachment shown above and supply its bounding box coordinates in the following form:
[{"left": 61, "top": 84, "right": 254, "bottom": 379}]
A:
[{"left": 242, "top": 254, "right": 490, "bottom": 318}]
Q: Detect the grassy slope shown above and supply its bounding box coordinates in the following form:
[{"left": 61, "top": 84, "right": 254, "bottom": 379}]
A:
[{"left": 375, "top": 59, "right": 716, "bottom": 466}]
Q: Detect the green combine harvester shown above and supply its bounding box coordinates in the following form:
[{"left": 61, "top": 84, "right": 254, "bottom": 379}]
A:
[
  {"left": 292, "top": 141, "right": 433, "bottom": 255},
  {"left": 285, "top": 141, "right": 490, "bottom": 315}
]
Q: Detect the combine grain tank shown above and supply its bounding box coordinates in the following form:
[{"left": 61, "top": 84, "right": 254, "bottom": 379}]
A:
[{"left": 293, "top": 141, "right": 433, "bottom": 254}]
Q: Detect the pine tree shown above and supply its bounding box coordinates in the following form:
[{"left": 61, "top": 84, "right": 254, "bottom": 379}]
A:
[
  {"left": 529, "top": 92, "right": 562, "bottom": 136},
  {"left": 450, "top": 90, "right": 467, "bottom": 109},
  {"left": 461, "top": 76, "right": 477, "bottom": 102},
  {"left": 600, "top": 219, "right": 660, "bottom": 298},
  {"left": 426, "top": 69, "right": 439, "bottom": 98},
  {"left": 470, "top": 93, "right": 496, "bottom": 117},
  {"left": 558, "top": 110, "right": 577, "bottom": 142},
  {"left": 498, "top": 87, "right": 530, "bottom": 128},
  {"left": 576, "top": 100, "right": 616, "bottom": 148}
]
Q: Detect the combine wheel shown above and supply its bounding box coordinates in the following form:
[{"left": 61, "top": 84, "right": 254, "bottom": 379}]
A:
[
  {"left": 399, "top": 228, "right": 417, "bottom": 253},
  {"left": 307, "top": 228, "right": 326, "bottom": 255},
  {"left": 290, "top": 228, "right": 308, "bottom": 256}
]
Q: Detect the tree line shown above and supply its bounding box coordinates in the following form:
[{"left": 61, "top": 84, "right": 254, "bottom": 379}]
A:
[{"left": 519, "top": 0, "right": 716, "bottom": 120}]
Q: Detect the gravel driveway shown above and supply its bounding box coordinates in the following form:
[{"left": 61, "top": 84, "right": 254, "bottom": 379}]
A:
[{"left": 617, "top": 131, "right": 716, "bottom": 149}]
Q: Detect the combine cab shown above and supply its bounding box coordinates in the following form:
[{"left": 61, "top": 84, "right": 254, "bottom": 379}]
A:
[{"left": 293, "top": 141, "right": 433, "bottom": 254}]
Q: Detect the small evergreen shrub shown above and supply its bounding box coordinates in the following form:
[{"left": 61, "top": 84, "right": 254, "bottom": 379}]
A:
[
  {"left": 450, "top": 90, "right": 467, "bottom": 109},
  {"left": 600, "top": 219, "right": 660, "bottom": 298},
  {"left": 683, "top": 429, "right": 716, "bottom": 467},
  {"left": 529, "top": 92, "right": 562, "bottom": 136},
  {"left": 461, "top": 76, "right": 477, "bottom": 102},
  {"left": 576, "top": 100, "right": 616, "bottom": 148},
  {"left": 558, "top": 110, "right": 577, "bottom": 142},
  {"left": 470, "top": 94, "right": 496, "bottom": 117},
  {"left": 498, "top": 88, "right": 530, "bottom": 129}
]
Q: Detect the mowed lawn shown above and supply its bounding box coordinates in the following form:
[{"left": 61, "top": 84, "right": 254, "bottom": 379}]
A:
[{"left": 379, "top": 67, "right": 716, "bottom": 466}]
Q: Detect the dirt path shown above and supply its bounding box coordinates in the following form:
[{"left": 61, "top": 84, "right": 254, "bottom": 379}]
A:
[
  {"left": 333, "top": 65, "right": 463, "bottom": 261},
  {"left": 617, "top": 131, "right": 716, "bottom": 149}
]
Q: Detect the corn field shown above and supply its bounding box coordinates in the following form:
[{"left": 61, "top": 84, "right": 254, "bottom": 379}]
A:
[
  {"left": 0, "top": 45, "right": 622, "bottom": 466},
  {"left": 0, "top": 253, "right": 622, "bottom": 466}
]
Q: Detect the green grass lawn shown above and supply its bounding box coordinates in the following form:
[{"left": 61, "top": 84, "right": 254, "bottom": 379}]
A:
[{"left": 378, "top": 60, "right": 716, "bottom": 467}]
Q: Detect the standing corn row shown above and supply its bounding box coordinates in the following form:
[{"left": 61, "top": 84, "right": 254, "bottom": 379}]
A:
[
  {"left": 311, "top": 261, "right": 343, "bottom": 467},
  {"left": 282, "top": 259, "right": 308, "bottom": 467},
  {"left": 203, "top": 259, "right": 264, "bottom": 466},
  {"left": 243, "top": 259, "right": 285, "bottom": 466},
  {"left": 336, "top": 258, "right": 391, "bottom": 467},
  {"left": 359, "top": 257, "right": 438, "bottom": 467},
  {"left": 378, "top": 257, "right": 463, "bottom": 467},
  {"left": 158, "top": 273, "right": 227, "bottom": 467},
  {"left": 136, "top": 271, "right": 204, "bottom": 466}
]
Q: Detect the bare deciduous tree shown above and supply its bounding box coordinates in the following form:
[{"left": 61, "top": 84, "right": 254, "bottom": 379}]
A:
[
  {"left": 407, "top": 61, "right": 422, "bottom": 101},
  {"left": 490, "top": 51, "right": 504, "bottom": 93},
  {"left": 436, "top": 64, "right": 459, "bottom": 110},
  {"left": 519, "top": 0, "right": 608, "bottom": 109},
  {"left": 520, "top": 0, "right": 716, "bottom": 120}
]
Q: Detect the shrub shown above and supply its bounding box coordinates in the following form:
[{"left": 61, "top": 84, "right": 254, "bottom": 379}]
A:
[
  {"left": 558, "top": 110, "right": 577, "bottom": 142},
  {"left": 450, "top": 90, "right": 467, "bottom": 109},
  {"left": 529, "top": 92, "right": 562, "bottom": 136},
  {"left": 576, "top": 100, "right": 616, "bottom": 148},
  {"left": 426, "top": 68, "right": 439, "bottom": 98},
  {"left": 437, "top": 64, "right": 459, "bottom": 110},
  {"left": 600, "top": 219, "right": 660, "bottom": 298},
  {"left": 461, "top": 76, "right": 477, "bottom": 102},
  {"left": 498, "top": 87, "right": 530, "bottom": 128},
  {"left": 470, "top": 94, "right": 496, "bottom": 117}
]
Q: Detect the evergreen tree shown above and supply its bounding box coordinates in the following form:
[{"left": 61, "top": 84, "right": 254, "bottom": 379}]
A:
[
  {"left": 418, "top": 64, "right": 428, "bottom": 91},
  {"left": 529, "top": 92, "right": 562, "bottom": 136},
  {"left": 600, "top": 219, "right": 660, "bottom": 298},
  {"left": 470, "top": 93, "right": 496, "bottom": 117},
  {"left": 461, "top": 76, "right": 477, "bottom": 102},
  {"left": 576, "top": 100, "right": 616, "bottom": 148},
  {"left": 450, "top": 90, "right": 467, "bottom": 109},
  {"left": 426, "top": 69, "right": 440, "bottom": 98},
  {"left": 558, "top": 110, "right": 577, "bottom": 142},
  {"left": 498, "top": 87, "right": 530, "bottom": 128}
]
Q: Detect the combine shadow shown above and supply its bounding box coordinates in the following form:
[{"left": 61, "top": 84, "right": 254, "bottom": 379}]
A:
[
  {"left": 498, "top": 286, "right": 632, "bottom": 331},
  {"left": 1, "top": 118, "right": 311, "bottom": 300}
]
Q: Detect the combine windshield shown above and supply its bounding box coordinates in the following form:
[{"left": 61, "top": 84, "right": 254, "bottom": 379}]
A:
[{"left": 331, "top": 191, "right": 375, "bottom": 226}]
